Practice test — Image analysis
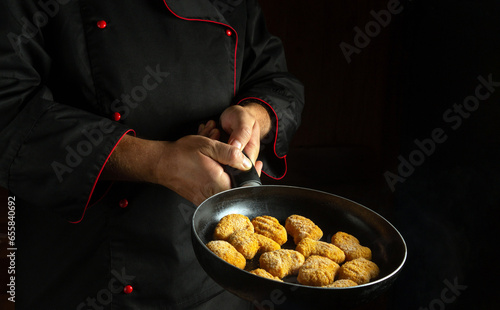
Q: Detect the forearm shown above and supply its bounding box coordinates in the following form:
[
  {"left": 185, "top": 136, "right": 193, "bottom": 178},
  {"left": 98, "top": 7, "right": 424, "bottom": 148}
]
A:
[
  {"left": 102, "top": 134, "right": 166, "bottom": 184},
  {"left": 101, "top": 132, "right": 252, "bottom": 205}
]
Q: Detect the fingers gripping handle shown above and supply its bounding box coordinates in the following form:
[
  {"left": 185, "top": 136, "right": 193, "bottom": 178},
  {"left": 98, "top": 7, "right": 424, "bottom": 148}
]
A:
[
  {"left": 217, "top": 127, "right": 261, "bottom": 188},
  {"left": 224, "top": 153, "right": 262, "bottom": 188}
]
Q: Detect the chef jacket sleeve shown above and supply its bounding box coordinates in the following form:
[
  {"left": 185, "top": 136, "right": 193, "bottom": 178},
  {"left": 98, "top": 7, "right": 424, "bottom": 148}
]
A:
[
  {"left": 0, "top": 3, "right": 132, "bottom": 223},
  {"left": 235, "top": 0, "right": 305, "bottom": 180}
]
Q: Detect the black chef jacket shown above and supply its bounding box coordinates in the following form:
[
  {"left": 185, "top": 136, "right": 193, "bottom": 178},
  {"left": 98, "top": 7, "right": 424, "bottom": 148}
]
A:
[{"left": 0, "top": 0, "right": 304, "bottom": 309}]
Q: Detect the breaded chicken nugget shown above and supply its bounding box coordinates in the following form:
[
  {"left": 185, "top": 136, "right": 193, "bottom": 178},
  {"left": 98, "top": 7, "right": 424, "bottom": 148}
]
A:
[
  {"left": 285, "top": 215, "right": 323, "bottom": 244},
  {"left": 297, "top": 255, "right": 340, "bottom": 287},
  {"left": 296, "top": 237, "right": 345, "bottom": 264},
  {"left": 259, "top": 249, "right": 305, "bottom": 279},
  {"left": 324, "top": 279, "right": 358, "bottom": 288},
  {"left": 331, "top": 231, "right": 372, "bottom": 261},
  {"left": 206, "top": 240, "right": 246, "bottom": 269},
  {"left": 337, "top": 258, "right": 379, "bottom": 285},
  {"left": 249, "top": 268, "right": 283, "bottom": 282},
  {"left": 252, "top": 216, "right": 288, "bottom": 245},
  {"left": 255, "top": 233, "right": 281, "bottom": 253},
  {"left": 213, "top": 214, "right": 254, "bottom": 241},
  {"left": 288, "top": 251, "right": 306, "bottom": 275},
  {"left": 227, "top": 230, "right": 260, "bottom": 259}
]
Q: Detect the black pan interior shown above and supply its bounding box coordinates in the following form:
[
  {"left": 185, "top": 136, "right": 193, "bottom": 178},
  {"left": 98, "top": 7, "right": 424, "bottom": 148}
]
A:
[{"left": 192, "top": 185, "right": 406, "bottom": 308}]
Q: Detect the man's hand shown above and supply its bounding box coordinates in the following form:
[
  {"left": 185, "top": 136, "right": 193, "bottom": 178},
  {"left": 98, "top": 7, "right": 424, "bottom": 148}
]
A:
[
  {"left": 219, "top": 102, "right": 272, "bottom": 174},
  {"left": 198, "top": 120, "right": 221, "bottom": 140},
  {"left": 157, "top": 135, "right": 254, "bottom": 205},
  {"left": 103, "top": 102, "right": 272, "bottom": 205},
  {"left": 103, "top": 134, "right": 252, "bottom": 206}
]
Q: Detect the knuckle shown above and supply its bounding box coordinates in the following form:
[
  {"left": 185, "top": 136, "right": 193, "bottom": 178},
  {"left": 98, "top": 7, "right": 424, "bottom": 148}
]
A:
[
  {"left": 241, "top": 126, "right": 252, "bottom": 139},
  {"left": 227, "top": 146, "right": 243, "bottom": 163}
]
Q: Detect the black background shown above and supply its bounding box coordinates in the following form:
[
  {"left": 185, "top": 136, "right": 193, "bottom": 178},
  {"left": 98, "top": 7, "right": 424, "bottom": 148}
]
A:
[{"left": 260, "top": 0, "right": 500, "bottom": 309}]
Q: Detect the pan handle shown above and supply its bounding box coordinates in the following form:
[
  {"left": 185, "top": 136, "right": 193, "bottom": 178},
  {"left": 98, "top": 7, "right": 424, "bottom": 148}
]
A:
[{"left": 224, "top": 153, "right": 262, "bottom": 188}]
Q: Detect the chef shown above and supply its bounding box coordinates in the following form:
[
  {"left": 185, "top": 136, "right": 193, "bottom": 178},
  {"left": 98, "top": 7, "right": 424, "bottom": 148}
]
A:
[{"left": 0, "top": 0, "right": 304, "bottom": 309}]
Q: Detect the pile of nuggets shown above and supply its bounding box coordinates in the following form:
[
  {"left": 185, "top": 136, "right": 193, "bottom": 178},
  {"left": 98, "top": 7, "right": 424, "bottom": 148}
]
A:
[{"left": 206, "top": 214, "right": 380, "bottom": 287}]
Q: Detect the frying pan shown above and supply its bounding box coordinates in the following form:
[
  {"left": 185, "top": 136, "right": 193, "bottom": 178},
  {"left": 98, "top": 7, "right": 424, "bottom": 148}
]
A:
[{"left": 192, "top": 164, "right": 407, "bottom": 309}]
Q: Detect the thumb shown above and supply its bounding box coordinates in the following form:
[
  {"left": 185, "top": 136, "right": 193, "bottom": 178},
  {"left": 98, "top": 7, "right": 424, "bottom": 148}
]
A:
[
  {"left": 227, "top": 123, "right": 252, "bottom": 151},
  {"left": 255, "top": 160, "right": 263, "bottom": 176},
  {"left": 201, "top": 141, "right": 253, "bottom": 171}
]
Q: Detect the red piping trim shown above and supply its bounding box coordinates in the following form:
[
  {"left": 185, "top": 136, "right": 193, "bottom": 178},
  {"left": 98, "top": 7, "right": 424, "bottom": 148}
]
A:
[
  {"left": 70, "top": 129, "right": 136, "bottom": 224},
  {"left": 237, "top": 97, "right": 287, "bottom": 180},
  {"left": 160, "top": 4, "right": 286, "bottom": 179},
  {"left": 161, "top": 1, "right": 238, "bottom": 95}
]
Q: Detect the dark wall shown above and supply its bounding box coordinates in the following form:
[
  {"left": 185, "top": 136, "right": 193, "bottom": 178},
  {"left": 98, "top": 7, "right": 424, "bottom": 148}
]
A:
[
  {"left": 260, "top": 1, "right": 397, "bottom": 150},
  {"left": 259, "top": 0, "right": 400, "bottom": 170},
  {"left": 260, "top": 0, "right": 500, "bottom": 309},
  {"left": 390, "top": 1, "right": 500, "bottom": 309}
]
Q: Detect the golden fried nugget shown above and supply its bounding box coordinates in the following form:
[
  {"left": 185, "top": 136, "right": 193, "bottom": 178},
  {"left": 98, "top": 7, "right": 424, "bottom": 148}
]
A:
[
  {"left": 259, "top": 249, "right": 305, "bottom": 279},
  {"left": 285, "top": 215, "right": 323, "bottom": 244},
  {"left": 324, "top": 279, "right": 358, "bottom": 288},
  {"left": 252, "top": 216, "right": 288, "bottom": 245},
  {"left": 206, "top": 240, "right": 246, "bottom": 269},
  {"left": 297, "top": 255, "right": 340, "bottom": 287},
  {"left": 337, "top": 258, "right": 379, "bottom": 285},
  {"left": 249, "top": 268, "right": 283, "bottom": 282},
  {"left": 296, "top": 237, "right": 345, "bottom": 264},
  {"left": 255, "top": 233, "right": 281, "bottom": 253},
  {"left": 331, "top": 231, "right": 372, "bottom": 261},
  {"left": 213, "top": 214, "right": 254, "bottom": 241},
  {"left": 288, "top": 251, "right": 306, "bottom": 274},
  {"left": 227, "top": 230, "right": 260, "bottom": 259}
]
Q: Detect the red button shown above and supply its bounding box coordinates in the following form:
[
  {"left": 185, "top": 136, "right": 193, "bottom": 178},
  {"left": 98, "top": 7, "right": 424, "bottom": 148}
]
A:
[
  {"left": 97, "top": 20, "right": 107, "bottom": 29},
  {"left": 225, "top": 29, "right": 232, "bottom": 36},
  {"left": 123, "top": 285, "right": 133, "bottom": 294},
  {"left": 112, "top": 112, "right": 121, "bottom": 121},
  {"left": 119, "top": 199, "right": 129, "bottom": 208}
]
